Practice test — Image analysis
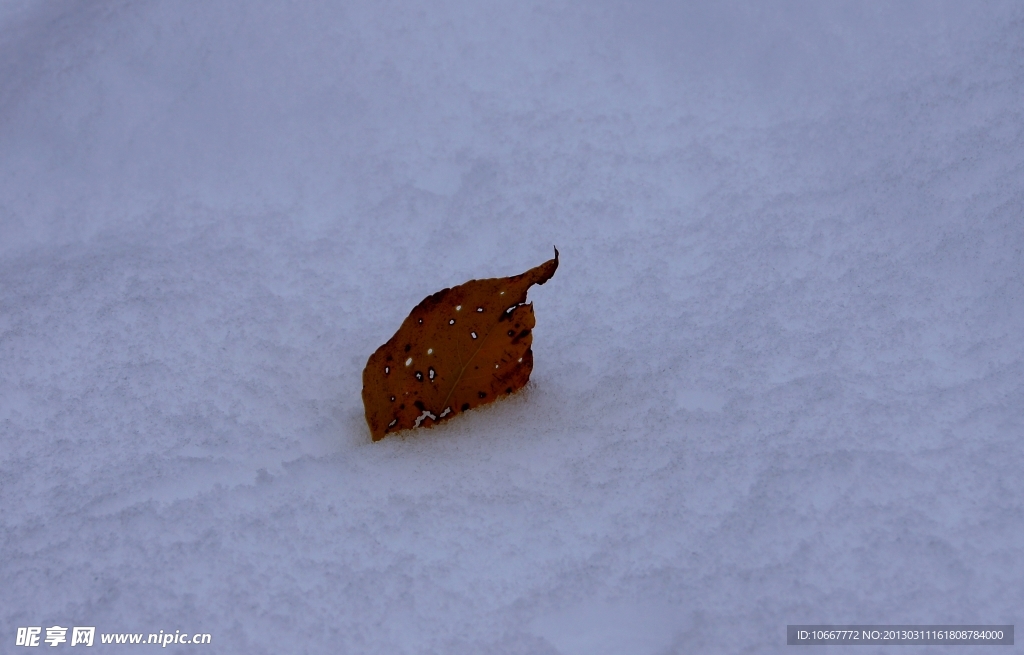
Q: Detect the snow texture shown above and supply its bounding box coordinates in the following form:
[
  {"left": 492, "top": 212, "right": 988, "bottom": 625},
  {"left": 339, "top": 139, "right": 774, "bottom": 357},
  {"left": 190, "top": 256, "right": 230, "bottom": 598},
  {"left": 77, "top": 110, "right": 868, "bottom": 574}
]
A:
[{"left": 2, "top": 1, "right": 1022, "bottom": 653}]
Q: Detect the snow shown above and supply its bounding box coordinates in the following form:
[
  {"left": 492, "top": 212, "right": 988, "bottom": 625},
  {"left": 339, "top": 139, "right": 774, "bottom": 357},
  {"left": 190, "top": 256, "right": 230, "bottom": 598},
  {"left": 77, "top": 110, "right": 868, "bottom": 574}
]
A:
[{"left": 2, "top": 1, "right": 1022, "bottom": 652}]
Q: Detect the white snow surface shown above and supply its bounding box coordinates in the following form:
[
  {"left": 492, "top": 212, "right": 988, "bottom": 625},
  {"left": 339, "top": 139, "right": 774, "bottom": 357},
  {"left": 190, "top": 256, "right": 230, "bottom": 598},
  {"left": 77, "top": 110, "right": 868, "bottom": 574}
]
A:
[{"left": 2, "top": 1, "right": 1022, "bottom": 653}]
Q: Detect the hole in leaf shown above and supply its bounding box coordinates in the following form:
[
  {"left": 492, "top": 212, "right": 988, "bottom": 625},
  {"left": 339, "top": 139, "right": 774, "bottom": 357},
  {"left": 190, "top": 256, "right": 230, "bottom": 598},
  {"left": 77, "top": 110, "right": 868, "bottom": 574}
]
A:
[{"left": 414, "top": 410, "right": 436, "bottom": 427}]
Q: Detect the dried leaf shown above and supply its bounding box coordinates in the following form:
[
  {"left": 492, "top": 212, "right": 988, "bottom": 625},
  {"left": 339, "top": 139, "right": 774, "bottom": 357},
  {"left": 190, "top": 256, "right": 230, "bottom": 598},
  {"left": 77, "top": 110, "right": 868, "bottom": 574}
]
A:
[{"left": 362, "top": 248, "right": 559, "bottom": 441}]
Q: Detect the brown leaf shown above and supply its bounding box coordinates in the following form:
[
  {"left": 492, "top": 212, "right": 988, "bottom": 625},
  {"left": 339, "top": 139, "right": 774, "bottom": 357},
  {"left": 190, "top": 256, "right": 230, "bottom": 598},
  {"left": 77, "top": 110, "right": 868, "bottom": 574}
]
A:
[{"left": 362, "top": 248, "right": 559, "bottom": 441}]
